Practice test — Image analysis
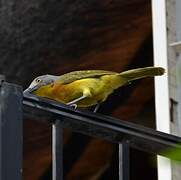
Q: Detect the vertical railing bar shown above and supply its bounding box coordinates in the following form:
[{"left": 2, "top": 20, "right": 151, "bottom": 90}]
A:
[
  {"left": 52, "top": 120, "right": 63, "bottom": 180},
  {"left": 119, "top": 141, "right": 130, "bottom": 180},
  {"left": 0, "top": 81, "right": 23, "bottom": 180}
]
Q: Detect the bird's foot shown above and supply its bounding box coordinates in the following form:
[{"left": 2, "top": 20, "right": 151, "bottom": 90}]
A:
[{"left": 68, "top": 104, "right": 78, "bottom": 110}]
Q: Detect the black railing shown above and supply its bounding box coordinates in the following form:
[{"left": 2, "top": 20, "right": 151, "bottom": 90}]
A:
[{"left": 1, "top": 81, "right": 181, "bottom": 180}]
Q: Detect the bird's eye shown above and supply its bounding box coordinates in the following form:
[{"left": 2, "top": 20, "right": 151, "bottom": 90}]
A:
[{"left": 35, "top": 79, "right": 42, "bottom": 83}]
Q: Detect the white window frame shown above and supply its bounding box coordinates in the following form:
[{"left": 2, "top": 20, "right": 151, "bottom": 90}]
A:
[{"left": 152, "top": 1, "right": 172, "bottom": 180}]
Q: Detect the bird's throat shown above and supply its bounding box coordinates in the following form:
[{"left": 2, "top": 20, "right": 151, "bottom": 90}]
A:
[{"left": 33, "top": 84, "right": 54, "bottom": 98}]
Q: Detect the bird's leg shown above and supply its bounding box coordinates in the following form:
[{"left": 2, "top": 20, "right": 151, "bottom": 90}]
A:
[
  {"left": 93, "top": 103, "right": 101, "bottom": 113},
  {"left": 67, "top": 88, "right": 91, "bottom": 109},
  {"left": 66, "top": 95, "right": 87, "bottom": 106}
]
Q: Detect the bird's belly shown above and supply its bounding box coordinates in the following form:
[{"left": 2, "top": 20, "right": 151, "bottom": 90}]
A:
[{"left": 51, "top": 78, "right": 110, "bottom": 107}]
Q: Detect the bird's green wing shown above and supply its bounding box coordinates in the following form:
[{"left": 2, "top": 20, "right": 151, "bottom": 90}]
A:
[
  {"left": 56, "top": 67, "right": 164, "bottom": 84},
  {"left": 57, "top": 70, "right": 118, "bottom": 84}
]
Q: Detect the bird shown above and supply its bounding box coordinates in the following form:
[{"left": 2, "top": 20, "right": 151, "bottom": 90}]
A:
[{"left": 24, "top": 67, "right": 165, "bottom": 112}]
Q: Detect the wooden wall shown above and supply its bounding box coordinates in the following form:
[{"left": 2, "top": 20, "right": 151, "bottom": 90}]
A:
[{"left": 0, "top": 0, "right": 157, "bottom": 179}]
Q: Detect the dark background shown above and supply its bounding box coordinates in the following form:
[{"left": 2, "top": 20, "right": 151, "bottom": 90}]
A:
[{"left": 0, "top": 0, "right": 157, "bottom": 179}]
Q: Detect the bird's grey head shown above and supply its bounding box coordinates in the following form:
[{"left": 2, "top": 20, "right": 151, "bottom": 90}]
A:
[{"left": 24, "top": 74, "right": 58, "bottom": 93}]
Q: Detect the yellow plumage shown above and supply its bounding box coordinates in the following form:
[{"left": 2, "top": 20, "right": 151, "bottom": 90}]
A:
[{"left": 25, "top": 67, "right": 164, "bottom": 108}]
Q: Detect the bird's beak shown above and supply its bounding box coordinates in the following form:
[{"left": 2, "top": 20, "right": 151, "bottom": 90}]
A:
[{"left": 23, "top": 86, "right": 38, "bottom": 94}]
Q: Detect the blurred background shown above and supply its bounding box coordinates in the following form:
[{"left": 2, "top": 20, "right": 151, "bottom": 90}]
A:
[{"left": 0, "top": 0, "right": 161, "bottom": 179}]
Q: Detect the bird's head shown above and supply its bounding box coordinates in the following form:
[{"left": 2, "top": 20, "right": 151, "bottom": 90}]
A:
[{"left": 24, "top": 75, "right": 58, "bottom": 94}]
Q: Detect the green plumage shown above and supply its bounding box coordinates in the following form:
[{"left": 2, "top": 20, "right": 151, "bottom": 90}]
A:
[{"left": 57, "top": 67, "right": 164, "bottom": 84}]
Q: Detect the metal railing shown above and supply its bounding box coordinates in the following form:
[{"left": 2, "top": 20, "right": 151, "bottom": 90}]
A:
[{"left": 1, "top": 81, "right": 181, "bottom": 180}]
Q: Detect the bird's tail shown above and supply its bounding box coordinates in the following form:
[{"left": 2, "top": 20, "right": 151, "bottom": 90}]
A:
[{"left": 119, "top": 67, "right": 165, "bottom": 82}]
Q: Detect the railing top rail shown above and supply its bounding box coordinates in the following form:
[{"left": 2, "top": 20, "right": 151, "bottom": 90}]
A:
[{"left": 23, "top": 93, "right": 181, "bottom": 157}]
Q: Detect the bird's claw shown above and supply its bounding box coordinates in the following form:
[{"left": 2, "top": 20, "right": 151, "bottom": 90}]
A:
[{"left": 69, "top": 104, "right": 78, "bottom": 110}]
